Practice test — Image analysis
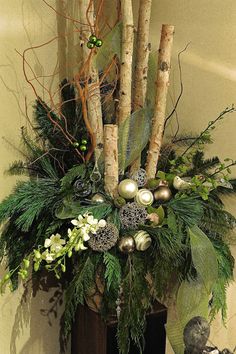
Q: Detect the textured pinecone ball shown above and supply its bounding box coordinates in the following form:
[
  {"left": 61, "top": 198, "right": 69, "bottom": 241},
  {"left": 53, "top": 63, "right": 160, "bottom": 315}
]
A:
[
  {"left": 184, "top": 316, "right": 210, "bottom": 352},
  {"left": 88, "top": 223, "right": 119, "bottom": 252},
  {"left": 119, "top": 202, "right": 148, "bottom": 230}
]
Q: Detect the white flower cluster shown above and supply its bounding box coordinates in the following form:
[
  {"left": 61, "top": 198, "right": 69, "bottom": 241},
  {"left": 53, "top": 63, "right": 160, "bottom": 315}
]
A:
[{"left": 34, "top": 213, "right": 106, "bottom": 265}]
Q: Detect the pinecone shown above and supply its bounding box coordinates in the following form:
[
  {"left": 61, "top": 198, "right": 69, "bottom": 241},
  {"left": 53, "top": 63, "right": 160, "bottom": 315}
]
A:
[
  {"left": 88, "top": 223, "right": 119, "bottom": 252},
  {"left": 119, "top": 202, "right": 148, "bottom": 230}
]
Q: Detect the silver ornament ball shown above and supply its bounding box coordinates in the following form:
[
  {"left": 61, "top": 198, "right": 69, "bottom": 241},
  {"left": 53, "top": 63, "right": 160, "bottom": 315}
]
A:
[
  {"left": 118, "top": 179, "right": 138, "bottom": 199},
  {"left": 91, "top": 193, "right": 105, "bottom": 203},
  {"left": 118, "top": 236, "right": 136, "bottom": 254}
]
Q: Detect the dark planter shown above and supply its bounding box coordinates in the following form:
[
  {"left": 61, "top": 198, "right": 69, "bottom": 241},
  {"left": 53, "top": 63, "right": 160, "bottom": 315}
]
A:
[{"left": 71, "top": 302, "right": 167, "bottom": 354}]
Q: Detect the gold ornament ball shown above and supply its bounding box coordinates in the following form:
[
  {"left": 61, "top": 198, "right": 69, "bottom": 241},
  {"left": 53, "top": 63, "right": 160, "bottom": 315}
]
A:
[
  {"left": 133, "top": 230, "right": 152, "bottom": 251},
  {"left": 135, "top": 189, "right": 154, "bottom": 207},
  {"left": 118, "top": 236, "right": 136, "bottom": 254},
  {"left": 91, "top": 193, "right": 105, "bottom": 204},
  {"left": 154, "top": 186, "right": 172, "bottom": 202},
  {"left": 118, "top": 179, "right": 138, "bottom": 199}
]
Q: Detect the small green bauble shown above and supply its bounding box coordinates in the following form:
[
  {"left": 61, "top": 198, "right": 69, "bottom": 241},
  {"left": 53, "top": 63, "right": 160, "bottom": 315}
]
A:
[
  {"left": 89, "top": 34, "right": 97, "bottom": 44},
  {"left": 73, "top": 142, "right": 80, "bottom": 148},
  {"left": 114, "top": 196, "right": 126, "bottom": 208},
  {"left": 118, "top": 179, "right": 138, "bottom": 199},
  {"left": 80, "top": 145, "right": 87, "bottom": 152},
  {"left": 91, "top": 193, "right": 105, "bottom": 204},
  {"left": 81, "top": 138, "right": 88, "bottom": 145},
  {"left": 118, "top": 236, "right": 135, "bottom": 254},
  {"left": 95, "top": 39, "right": 103, "bottom": 47},
  {"left": 87, "top": 42, "right": 95, "bottom": 49}
]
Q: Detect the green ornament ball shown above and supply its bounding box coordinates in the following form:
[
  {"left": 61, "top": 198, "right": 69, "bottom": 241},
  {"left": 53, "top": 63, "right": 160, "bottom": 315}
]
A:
[
  {"left": 95, "top": 39, "right": 103, "bottom": 47},
  {"left": 146, "top": 178, "right": 160, "bottom": 190},
  {"left": 80, "top": 145, "right": 87, "bottom": 152},
  {"left": 89, "top": 34, "right": 97, "bottom": 44},
  {"left": 73, "top": 142, "right": 80, "bottom": 148},
  {"left": 81, "top": 138, "right": 88, "bottom": 145},
  {"left": 87, "top": 42, "right": 95, "bottom": 49}
]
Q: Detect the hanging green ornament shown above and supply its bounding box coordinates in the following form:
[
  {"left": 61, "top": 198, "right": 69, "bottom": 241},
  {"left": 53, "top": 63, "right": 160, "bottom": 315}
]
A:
[
  {"left": 89, "top": 34, "right": 97, "bottom": 44},
  {"left": 72, "top": 142, "right": 80, "bottom": 148},
  {"left": 87, "top": 42, "right": 95, "bottom": 49},
  {"left": 81, "top": 138, "right": 88, "bottom": 145},
  {"left": 95, "top": 39, "right": 103, "bottom": 47},
  {"left": 80, "top": 145, "right": 87, "bottom": 152}
]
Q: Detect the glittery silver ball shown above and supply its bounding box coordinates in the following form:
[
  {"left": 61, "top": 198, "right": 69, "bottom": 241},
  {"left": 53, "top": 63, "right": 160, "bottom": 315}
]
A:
[
  {"left": 88, "top": 223, "right": 119, "bottom": 252},
  {"left": 119, "top": 202, "right": 148, "bottom": 230}
]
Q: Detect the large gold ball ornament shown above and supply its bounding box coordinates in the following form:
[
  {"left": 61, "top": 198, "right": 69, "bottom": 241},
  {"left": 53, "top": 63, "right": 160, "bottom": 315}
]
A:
[
  {"left": 91, "top": 193, "right": 105, "bottom": 203},
  {"left": 133, "top": 231, "right": 152, "bottom": 251},
  {"left": 118, "top": 179, "right": 138, "bottom": 199},
  {"left": 135, "top": 189, "right": 154, "bottom": 207},
  {"left": 118, "top": 236, "right": 136, "bottom": 254},
  {"left": 154, "top": 186, "right": 172, "bottom": 202}
]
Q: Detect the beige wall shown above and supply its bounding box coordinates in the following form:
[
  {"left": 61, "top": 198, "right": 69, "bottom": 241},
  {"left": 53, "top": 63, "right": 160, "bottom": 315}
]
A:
[{"left": 0, "top": 0, "right": 236, "bottom": 353}]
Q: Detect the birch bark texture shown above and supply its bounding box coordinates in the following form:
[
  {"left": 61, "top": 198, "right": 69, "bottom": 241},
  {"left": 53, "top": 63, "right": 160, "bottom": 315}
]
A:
[
  {"left": 79, "top": 0, "right": 104, "bottom": 162},
  {"left": 130, "top": 0, "right": 152, "bottom": 174},
  {"left": 146, "top": 24, "right": 174, "bottom": 180},
  {"left": 118, "top": 0, "right": 134, "bottom": 125},
  {"left": 104, "top": 125, "right": 119, "bottom": 197}
]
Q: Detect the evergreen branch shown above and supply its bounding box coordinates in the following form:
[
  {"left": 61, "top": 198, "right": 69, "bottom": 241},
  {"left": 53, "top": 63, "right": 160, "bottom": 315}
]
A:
[
  {"left": 103, "top": 252, "right": 121, "bottom": 291},
  {"left": 64, "top": 255, "right": 96, "bottom": 336}
]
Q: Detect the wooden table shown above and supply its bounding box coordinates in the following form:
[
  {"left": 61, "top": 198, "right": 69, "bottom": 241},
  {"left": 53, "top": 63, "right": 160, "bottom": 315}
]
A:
[{"left": 71, "top": 302, "right": 167, "bottom": 354}]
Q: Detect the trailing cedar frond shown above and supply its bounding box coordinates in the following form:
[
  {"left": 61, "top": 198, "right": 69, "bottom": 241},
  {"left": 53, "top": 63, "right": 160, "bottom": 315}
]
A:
[
  {"left": 64, "top": 254, "right": 98, "bottom": 336},
  {"left": 103, "top": 252, "right": 121, "bottom": 291},
  {"left": 117, "top": 255, "right": 151, "bottom": 354}
]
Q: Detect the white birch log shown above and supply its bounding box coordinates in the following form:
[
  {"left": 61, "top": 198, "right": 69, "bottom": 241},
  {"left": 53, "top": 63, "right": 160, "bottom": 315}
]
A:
[
  {"left": 130, "top": 0, "right": 152, "bottom": 174},
  {"left": 79, "top": 0, "right": 104, "bottom": 162},
  {"left": 118, "top": 0, "right": 134, "bottom": 125},
  {"left": 104, "top": 124, "right": 119, "bottom": 197},
  {"left": 145, "top": 24, "right": 175, "bottom": 180}
]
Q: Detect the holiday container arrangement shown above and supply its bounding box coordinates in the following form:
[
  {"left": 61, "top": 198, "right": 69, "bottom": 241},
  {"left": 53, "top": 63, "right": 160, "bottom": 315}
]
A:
[{"left": 0, "top": 1, "right": 236, "bottom": 353}]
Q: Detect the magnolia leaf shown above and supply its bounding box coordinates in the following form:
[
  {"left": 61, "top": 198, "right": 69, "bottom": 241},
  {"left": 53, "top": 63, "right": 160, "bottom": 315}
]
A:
[
  {"left": 188, "top": 225, "right": 218, "bottom": 293},
  {"left": 118, "top": 108, "right": 151, "bottom": 171},
  {"left": 95, "top": 22, "right": 122, "bottom": 70},
  {"left": 166, "top": 279, "right": 209, "bottom": 354}
]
